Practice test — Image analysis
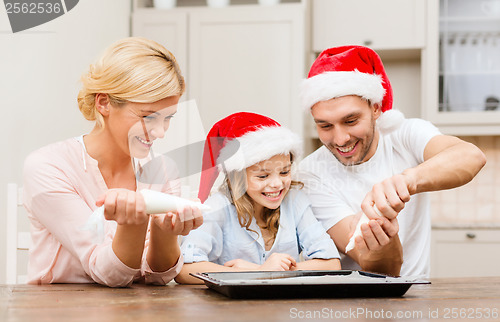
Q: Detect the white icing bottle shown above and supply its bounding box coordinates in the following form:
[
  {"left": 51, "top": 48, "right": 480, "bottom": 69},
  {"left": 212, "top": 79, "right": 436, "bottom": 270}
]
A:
[
  {"left": 84, "top": 189, "right": 210, "bottom": 243},
  {"left": 140, "top": 189, "right": 211, "bottom": 213},
  {"left": 345, "top": 205, "right": 383, "bottom": 253}
]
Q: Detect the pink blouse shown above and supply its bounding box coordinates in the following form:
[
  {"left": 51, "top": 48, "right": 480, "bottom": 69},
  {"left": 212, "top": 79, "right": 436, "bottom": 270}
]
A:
[{"left": 23, "top": 137, "right": 183, "bottom": 287}]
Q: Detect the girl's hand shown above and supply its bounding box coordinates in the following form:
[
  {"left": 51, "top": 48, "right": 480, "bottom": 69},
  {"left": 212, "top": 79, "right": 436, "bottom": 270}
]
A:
[
  {"left": 259, "top": 253, "right": 297, "bottom": 271},
  {"left": 96, "top": 188, "right": 148, "bottom": 226},
  {"left": 151, "top": 204, "right": 203, "bottom": 236},
  {"left": 224, "top": 259, "right": 260, "bottom": 270}
]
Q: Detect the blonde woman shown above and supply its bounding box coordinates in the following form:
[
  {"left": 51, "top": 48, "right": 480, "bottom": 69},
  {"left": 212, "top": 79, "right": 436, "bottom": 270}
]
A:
[
  {"left": 23, "top": 37, "right": 202, "bottom": 287},
  {"left": 176, "top": 112, "right": 340, "bottom": 284}
]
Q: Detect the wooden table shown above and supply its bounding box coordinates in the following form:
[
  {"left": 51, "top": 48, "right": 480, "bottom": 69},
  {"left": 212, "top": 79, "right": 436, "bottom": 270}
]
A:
[{"left": 2, "top": 277, "right": 499, "bottom": 321}]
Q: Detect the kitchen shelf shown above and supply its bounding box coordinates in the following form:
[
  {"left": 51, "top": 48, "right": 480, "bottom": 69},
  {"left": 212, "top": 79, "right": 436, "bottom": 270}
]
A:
[
  {"left": 432, "top": 224, "right": 500, "bottom": 229},
  {"left": 134, "top": 0, "right": 301, "bottom": 9},
  {"left": 440, "top": 71, "right": 500, "bottom": 76},
  {"left": 430, "top": 0, "right": 500, "bottom": 134},
  {"left": 440, "top": 16, "right": 500, "bottom": 22}
]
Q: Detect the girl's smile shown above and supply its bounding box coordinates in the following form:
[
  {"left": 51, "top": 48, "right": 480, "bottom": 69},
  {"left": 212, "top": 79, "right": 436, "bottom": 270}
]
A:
[
  {"left": 245, "top": 154, "right": 292, "bottom": 215},
  {"left": 261, "top": 189, "right": 284, "bottom": 201}
]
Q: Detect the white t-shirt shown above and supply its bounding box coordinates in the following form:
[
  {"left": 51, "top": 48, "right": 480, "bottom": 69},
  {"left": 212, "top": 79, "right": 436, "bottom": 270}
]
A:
[{"left": 297, "top": 118, "right": 441, "bottom": 277}]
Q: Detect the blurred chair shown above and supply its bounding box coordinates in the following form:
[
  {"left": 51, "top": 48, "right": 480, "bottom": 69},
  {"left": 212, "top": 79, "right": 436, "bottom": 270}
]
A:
[{"left": 5, "top": 183, "right": 30, "bottom": 284}]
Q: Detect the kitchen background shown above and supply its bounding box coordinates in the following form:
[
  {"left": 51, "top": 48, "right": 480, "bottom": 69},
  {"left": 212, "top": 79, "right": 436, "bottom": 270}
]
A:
[{"left": 1, "top": 0, "right": 499, "bottom": 283}]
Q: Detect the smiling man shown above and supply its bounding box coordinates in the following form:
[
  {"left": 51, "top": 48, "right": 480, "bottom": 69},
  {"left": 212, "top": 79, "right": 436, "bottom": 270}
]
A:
[{"left": 297, "top": 46, "right": 486, "bottom": 277}]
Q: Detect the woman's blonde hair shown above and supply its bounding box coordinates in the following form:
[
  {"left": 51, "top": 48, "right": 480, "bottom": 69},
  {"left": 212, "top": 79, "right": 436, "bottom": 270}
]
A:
[
  {"left": 220, "top": 154, "right": 303, "bottom": 243},
  {"left": 77, "top": 37, "right": 185, "bottom": 127}
]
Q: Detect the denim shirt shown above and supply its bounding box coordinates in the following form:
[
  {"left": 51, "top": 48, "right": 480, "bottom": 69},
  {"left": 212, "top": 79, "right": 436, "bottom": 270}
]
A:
[{"left": 181, "top": 189, "right": 340, "bottom": 265}]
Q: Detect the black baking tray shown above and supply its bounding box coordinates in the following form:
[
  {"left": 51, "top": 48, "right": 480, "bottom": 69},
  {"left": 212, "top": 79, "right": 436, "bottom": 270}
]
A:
[{"left": 190, "top": 270, "right": 430, "bottom": 299}]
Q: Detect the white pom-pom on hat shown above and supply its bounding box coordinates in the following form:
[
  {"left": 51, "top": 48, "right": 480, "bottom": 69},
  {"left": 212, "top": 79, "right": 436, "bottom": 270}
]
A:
[{"left": 376, "top": 109, "right": 405, "bottom": 135}]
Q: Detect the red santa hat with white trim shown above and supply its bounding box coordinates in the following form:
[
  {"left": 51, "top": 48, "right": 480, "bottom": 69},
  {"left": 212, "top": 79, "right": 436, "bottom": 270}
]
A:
[
  {"left": 300, "top": 45, "right": 404, "bottom": 133},
  {"left": 198, "top": 112, "right": 302, "bottom": 203}
]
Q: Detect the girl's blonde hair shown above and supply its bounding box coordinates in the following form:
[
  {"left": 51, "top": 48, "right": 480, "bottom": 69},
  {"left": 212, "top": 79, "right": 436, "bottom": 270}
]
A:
[
  {"left": 77, "top": 37, "right": 185, "bottom": 128},
  {"left": 220, "top": 154, "right": 303, "bottom": 243}
]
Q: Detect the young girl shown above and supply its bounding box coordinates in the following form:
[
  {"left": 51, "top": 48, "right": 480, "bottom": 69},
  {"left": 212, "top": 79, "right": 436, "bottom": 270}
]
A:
[
  {"left": 23, "top": 37, "right": 203, "bottom": 287},
  {"left": 176, "top": 112, "right": 340, "bottom": 284}
]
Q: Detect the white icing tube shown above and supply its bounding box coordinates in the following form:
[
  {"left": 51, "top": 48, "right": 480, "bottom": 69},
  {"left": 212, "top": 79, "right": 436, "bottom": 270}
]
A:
[
  {"left": 140, "top": 189, "right": 211, "bottom": 213},
  {"left": 345, "top": 205, "right": 383, "bottom": 253},
  {"left": 82, "top": 189, "right": 210, "bottom": 243}
]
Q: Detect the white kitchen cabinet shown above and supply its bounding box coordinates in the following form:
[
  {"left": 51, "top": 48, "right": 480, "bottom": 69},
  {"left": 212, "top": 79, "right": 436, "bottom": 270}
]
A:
[
  {"left": 311, "top": 0, "right": 426, "bottom": 51},
  {"left": 132, "top": 10, "right": 196, "bottom": 192},
  {"left": 306, "top": 0, "right": 437, "bottom": 147},
  {"left": 187, "top": 5, "right": 305, "bottom": 134},
  {"left": 132, "top": 3, "right": 306, "bottom": 192},
  {"left": 132, "top": 11, "right": 188, "bottom": 93},
  {"left": 431, "top": 228, "right": 500, "bottom": 278},
  {"left": 423, "top": 0, "right": 500, "bottom": 135}
]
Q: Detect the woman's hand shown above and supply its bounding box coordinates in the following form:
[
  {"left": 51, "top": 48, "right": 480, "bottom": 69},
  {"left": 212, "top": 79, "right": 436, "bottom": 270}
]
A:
[
  {"left": 146, "top": 202, "right": 203, "bottom": 273},
  {"left": 259, "top": 253, "right": 297, "bottom": 271},
  {"left": 151, "top": 204, "right": 203, "bottom": 236},
  {"left": 96, "top": 188, "right": 148, "bottom": 226},
  {"left": 99, "top": 189, "right": 149, "bottom": 270},
  {"left": 224, "top": 259, "right": 260, "bottom": 270}
]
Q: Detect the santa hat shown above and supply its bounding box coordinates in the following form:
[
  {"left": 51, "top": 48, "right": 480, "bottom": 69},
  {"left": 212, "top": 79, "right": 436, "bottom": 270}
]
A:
[
  {"left": 300, "top": 45, "right": 404, "bottom": 133},
  {"left": 198, "top": 112, "right": 302, "bottom": 202}
]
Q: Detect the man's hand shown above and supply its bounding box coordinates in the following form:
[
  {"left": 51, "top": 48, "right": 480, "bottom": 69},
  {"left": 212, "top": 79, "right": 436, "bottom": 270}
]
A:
[
  {"left": 352, "top": 214, "right": 403, "bottom": 276},
  {"left": 350, "top": 214, "right": 399, "bottom": 251},
  {"left": 329, "top": 214, "right": 403, "bottom": 276},
  {"left": 360, "top": 173, "right": 413, "bottom": 221},
  {"left": 351, "top": 211, "right": 403, "bottom": 276}
]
